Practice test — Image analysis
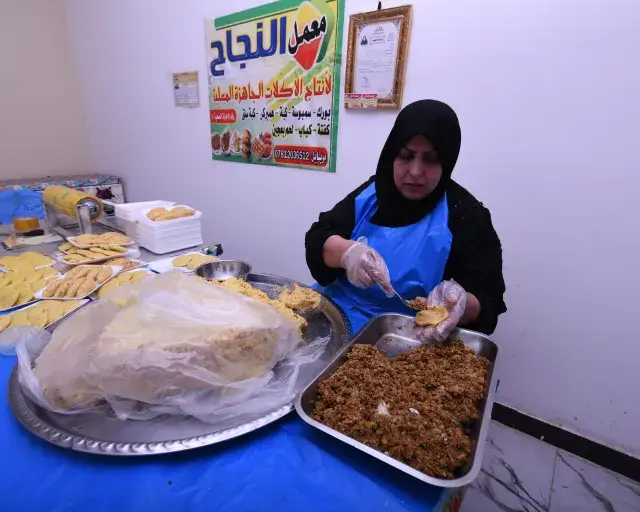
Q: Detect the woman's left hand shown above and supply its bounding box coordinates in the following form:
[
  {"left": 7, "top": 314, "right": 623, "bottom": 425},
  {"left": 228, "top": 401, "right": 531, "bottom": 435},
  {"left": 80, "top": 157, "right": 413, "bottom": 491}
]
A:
[{"left": 415, "top": 280, "right": 467, "bottom": 343}]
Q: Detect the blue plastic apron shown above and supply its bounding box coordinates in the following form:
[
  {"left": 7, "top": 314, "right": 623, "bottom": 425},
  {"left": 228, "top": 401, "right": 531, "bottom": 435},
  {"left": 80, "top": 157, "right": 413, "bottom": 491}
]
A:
[{"left": 317, "top": 183, "right": 452, "bottom": 334}]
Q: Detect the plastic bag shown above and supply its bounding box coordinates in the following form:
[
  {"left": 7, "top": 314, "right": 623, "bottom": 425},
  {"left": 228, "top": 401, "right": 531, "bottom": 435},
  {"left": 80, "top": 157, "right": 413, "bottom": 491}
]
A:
[
  {"left": 415, "top": 280, "right": 467, "bottom": 343},
  {"left": 0, "top": 326, "right": 48, "bottom": 356},
  {"left": 17, "top": 272, "right": 328, "bottom": 423}
]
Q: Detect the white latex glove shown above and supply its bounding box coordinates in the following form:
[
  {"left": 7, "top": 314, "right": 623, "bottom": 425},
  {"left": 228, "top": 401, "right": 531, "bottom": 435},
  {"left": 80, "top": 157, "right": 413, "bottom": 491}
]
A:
[
  {"left": 341, "top": 240, "right": 393, "bottom": 295},
  {"left": 415, "top": 280, "right": 467, "bottom": 343}
]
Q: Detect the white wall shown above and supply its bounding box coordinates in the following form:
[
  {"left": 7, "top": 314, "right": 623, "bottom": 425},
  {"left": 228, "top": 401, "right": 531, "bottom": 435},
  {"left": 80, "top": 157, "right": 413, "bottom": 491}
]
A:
[
  {"left": 0, "top": 0, "right": 90, "bottom": 179},
  {"left": 65, "top": 0, "right": 640, "bottom": 456}
]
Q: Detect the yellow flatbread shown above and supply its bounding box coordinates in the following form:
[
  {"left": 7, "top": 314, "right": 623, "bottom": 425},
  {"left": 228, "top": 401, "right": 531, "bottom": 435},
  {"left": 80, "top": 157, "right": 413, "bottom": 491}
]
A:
[
  {"left": 20, "top": 252, "right": 54, "bottom": 267},
  {"left": 0, "top": 288, "right": 19, "bottom": 309},
  {"left": 63, "top": 301, "right": 81, "bottom": 314},
  {"left": 0, "top": 315, "right": 11, "bottom": 332},
  {"left": 415, "top": 307, "right": 449, "bottom": 327},
  {"left": 187, "top": 255, "right": 215, "bottom": 271},
  {"left": 26, "top": 309, "right": 48, "bottom": 328},
  {"left": 9, "top": 310, "right": 32, "bottom": 327},
  {"left": 172, "top": 255, "right": 192, "bottom": 268},
  {"left": 15, "top": 284, "right": 34, "bottom": 305},
  {"left": 41, "top": 301, "right": 65, "bottom": 323}
]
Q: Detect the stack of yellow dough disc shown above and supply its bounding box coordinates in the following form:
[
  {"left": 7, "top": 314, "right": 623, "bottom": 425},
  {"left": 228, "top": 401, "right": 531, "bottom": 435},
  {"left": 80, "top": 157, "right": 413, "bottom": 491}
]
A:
[
  {"left": 147, "top": 206, "right": 196, "bottom": 221},
  {"left": 59, "top": 243, "right": 127, "bottom": 264},
  {"left": 0, "top": 267, "right": 60, "bottom": 309},
  {"left": 0, "top": 252, "right": 54, "bottom": 272},
  {"left": 71, "top": 232, "right": 133, "bottom": 246},
  {"left": 0, "top": 300, "right": 81, "bottom": 331},
  {"left": 172, "top": 253, "right": 217, "bottom": 271},
  {"left": 42, "top": 265, "right": 114, "bottom": 299},
  {"left": 97, "top": 270, "right": 149, "bottom": 298}
]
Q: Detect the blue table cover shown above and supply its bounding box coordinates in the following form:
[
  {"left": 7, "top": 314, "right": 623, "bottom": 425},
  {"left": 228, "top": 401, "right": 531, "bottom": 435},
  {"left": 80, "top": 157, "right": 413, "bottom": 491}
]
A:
[{"left": 0, "top": 356, "right": 461, "bottom": 512}]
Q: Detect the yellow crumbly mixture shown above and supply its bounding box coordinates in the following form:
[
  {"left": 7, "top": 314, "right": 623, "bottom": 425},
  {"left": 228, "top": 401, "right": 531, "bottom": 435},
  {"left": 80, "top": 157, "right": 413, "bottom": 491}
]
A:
[
  {"left": 216, "top": 278, "right": 307, "bottom": 330},
  {"left": 278, "top": 284, "right": 321, "bottom": 310}
]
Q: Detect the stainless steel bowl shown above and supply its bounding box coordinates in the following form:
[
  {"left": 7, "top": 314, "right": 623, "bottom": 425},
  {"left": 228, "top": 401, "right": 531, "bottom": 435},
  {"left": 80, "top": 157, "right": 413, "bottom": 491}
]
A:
[{"left": 195, "top": 260, "right": 252, "bottom": 281}]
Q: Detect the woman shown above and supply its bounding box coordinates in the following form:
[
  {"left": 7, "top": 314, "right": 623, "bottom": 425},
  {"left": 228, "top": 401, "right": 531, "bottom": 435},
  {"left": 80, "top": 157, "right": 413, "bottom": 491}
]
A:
[{"left": 305, "top": 100, "right": 506, "bottom": 339}]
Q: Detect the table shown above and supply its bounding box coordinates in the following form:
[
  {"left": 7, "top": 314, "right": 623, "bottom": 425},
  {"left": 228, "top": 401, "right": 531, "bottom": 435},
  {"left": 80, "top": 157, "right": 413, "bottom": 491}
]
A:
[
  {"left": 0, "top": 355, "right": 461, "bottom": 511},
  {"left": 0, "top": 231, "right": 464, "bottom": 512}
]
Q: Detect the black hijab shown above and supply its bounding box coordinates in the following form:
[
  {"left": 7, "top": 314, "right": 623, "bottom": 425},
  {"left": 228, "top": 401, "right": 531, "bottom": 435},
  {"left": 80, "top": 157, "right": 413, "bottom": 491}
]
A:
[{"left": 373, "top": 100, "right": 461, "bottom": 227}]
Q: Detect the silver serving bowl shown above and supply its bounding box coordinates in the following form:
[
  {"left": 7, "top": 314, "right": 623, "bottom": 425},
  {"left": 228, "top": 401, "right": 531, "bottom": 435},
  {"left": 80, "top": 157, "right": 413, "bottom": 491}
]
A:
[{"left": 195, "top": 260, "right": 252, "bottom": 281}]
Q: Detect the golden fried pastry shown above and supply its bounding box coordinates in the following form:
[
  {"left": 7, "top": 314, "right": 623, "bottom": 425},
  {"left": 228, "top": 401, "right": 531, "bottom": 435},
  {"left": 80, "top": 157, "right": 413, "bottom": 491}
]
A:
[
  {"left": 105, "top": 245, "right": 127, "bottom": 253},
  {"left": 62, "top": 243, "right": 128, "bottom": 263},
  {"left": 41, "top": 265, "right": 113, "bottom": 299},
  {"left": 76, "top": 277, "right": 96, "bottom": 297},
  {"left": 59, "top": 242, "right": 73, "bottom": 252},
  {"left": 85, "top": 267, "right": 101, "bottom": 281},
  {"left": 66, "top": 278, "right": 85, "bottom": 298},
  {"left": 62, "top": 254, "right": 86, "bottom": 264},
  {"left": 54, "top": 280, "right": 73, "bottom": 298},
  {"left": 96, "top": 267, "right": 113, "bottom": 283},
  {"left": 415, "top": 307, "right": 449, "bottom": 327},
  {"left": 43, "top": 279, "right": 63, "bottom": 298}
]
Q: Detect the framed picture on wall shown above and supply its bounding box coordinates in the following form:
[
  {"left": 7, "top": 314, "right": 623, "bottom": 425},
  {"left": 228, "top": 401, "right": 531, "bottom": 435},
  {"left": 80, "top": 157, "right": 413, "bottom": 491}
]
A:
[{"left": 344, "top": 5, "right": 412, "bottom": 109}]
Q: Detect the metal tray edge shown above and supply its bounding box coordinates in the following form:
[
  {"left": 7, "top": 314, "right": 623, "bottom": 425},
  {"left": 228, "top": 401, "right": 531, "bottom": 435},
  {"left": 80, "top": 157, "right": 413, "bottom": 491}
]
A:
[
  {"left": 8, "top": 273, "right": 351, "bottom": 456},
  {"left": 294, "top": 315, "right": 499, "bottom": 488},
  {"left": 9, "top": 366, "right": 293, "bottom": 456}
]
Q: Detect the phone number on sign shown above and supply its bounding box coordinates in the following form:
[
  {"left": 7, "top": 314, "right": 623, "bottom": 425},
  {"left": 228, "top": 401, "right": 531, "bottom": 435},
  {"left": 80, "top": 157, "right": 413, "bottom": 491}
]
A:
[{"left": 273, "top": 145, "right": 329, "bottom": 167}]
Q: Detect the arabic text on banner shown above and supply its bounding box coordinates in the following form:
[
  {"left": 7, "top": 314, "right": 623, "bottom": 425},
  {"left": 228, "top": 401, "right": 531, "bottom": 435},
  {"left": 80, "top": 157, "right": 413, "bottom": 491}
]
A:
[{"left": 206, "top": 0, "right": 344, "bottom": 172}]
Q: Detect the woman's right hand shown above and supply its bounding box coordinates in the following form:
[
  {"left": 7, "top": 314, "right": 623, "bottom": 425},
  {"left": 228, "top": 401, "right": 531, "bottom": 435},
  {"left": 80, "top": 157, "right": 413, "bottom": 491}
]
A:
[{"left": 340, "top": 241, "right": 393, "bottom": 294}]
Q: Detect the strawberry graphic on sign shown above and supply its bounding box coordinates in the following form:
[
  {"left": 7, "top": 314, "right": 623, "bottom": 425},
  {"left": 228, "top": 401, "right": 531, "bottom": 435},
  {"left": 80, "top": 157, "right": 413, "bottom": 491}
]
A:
[{"left": 288, "top": 2, "right": 328, "bottom": 70}]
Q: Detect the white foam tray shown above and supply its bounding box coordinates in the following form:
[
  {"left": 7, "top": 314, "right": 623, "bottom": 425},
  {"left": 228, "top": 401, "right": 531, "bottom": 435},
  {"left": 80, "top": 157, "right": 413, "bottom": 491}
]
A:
[
  {"left": 35, "top": 266, "right": 123, "bottom": 300},
  {"left": 58, "top": 247, "right": 140, "bottom": 266},
  {"left": 3, "top": 298, "right": 91, "bottom": 329}
]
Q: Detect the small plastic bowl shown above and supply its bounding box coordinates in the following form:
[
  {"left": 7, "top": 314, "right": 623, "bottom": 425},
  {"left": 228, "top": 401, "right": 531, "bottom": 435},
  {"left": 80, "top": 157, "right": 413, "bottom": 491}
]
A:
[{"left": 195, "top": 260, "right": 252, "bottom": 281}]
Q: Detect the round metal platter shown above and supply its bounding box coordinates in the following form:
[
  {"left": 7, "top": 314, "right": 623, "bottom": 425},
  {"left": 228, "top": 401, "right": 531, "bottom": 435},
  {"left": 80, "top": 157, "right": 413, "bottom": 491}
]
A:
[{"left": 8, "top": 273, "right": 350, "bottom": 456}]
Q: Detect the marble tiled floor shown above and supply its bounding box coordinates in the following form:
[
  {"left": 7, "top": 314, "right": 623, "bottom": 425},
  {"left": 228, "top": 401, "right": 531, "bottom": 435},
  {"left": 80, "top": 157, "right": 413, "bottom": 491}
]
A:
[{"left": 461, "top": 422, "right": 640, "bottom": 511}]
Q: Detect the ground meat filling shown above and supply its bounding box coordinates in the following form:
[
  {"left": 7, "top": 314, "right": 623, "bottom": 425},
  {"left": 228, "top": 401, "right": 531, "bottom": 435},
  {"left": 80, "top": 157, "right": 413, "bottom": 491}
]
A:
[{"left": 312, "top": 341, "right": 489, "bottom": 479}]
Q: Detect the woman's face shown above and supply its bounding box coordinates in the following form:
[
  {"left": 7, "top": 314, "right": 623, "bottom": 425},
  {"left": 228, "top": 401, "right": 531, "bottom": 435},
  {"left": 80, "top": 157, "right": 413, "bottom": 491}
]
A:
[{"left": 393, "top": 135, "right": 442, "bottom": 200}]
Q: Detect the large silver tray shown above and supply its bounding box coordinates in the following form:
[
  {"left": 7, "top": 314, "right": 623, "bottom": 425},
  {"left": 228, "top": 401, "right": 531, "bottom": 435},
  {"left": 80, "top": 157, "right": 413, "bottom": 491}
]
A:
[
  {"left": 8, "top": 273, "right": 350, "bottom": 456},
  {"left": 295, "top": 314, "right": 499, "bottom": 488}
]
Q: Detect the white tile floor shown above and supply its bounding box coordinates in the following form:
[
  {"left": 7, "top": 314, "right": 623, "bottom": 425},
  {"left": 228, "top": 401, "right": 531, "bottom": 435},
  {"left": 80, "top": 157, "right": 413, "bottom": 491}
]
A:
[{"left": 461, "top": 422, "right": 640, "bottom": 511}]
